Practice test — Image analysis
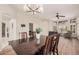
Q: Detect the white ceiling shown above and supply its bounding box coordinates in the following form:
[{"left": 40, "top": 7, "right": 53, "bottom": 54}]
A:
[{"left": 12, "top": 4, "right": 79, "bottom": 20}]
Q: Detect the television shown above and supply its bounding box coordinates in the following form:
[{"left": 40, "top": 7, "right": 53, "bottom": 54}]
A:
[{"left": 49, "top": 31, "right": 58, "bottom": 36}]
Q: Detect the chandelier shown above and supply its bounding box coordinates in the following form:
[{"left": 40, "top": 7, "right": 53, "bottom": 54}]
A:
[{"left": 24, "top": 4, "right": 43, "bottom": 14}]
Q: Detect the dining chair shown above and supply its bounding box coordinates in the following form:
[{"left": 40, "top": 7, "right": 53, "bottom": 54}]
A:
[
  {"left": 43, "top": 34, "right": 60, "bottom": 55},
  {"left": 19, "top": 32, "right": 27, "bottom": 43},
  {"left": 50, "top": 34, "right": 60, "bottom": 55},
  {"left": 43, "top": 36, "right": 52, "bottom": 55}
]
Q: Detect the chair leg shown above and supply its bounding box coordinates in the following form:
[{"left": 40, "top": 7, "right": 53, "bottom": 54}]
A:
[
  {"left": 52, "top": 48, "right": 59, "bottom": 55},
  {"left": 52, "top": 49, "right": 55, "bottom": 55},
  {"left": 56, "top": 48, "right": 59, "bottom": 55},
  {"left": 49, "top": 51, "right": 51, "bottom": 55},
  {"left": 53, "top": 51, "right": 55, "bottom": 55}
]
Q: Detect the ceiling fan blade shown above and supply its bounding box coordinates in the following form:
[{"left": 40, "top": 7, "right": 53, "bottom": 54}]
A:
[
  {"left": 27, "top": 11, "right": 32, "bottom": 12},
  {"left": 59, "top": 15, "right": 65, "bottom": 17},
  {"left": 56, "top": 12, "right": 65, "bottom": 19},
  {"left": 35, "top": 6, "right": 40, "bottom": 10},
  {"left": 56, "top": 12, "right": 59, "bottom": 15},
  {"left": 27, "top": 6, "right": 33, "bottom": 11},
  {"left": 35, "top": 11, "right": 40, "bottom": 13}
]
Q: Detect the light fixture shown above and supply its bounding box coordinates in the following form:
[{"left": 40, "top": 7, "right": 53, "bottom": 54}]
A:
[
  {"left": 24, "top": 4, "right": 43, "bottom": 14},
  {"left": 56, "top": 12, "right": 65, "bottom": 19}
]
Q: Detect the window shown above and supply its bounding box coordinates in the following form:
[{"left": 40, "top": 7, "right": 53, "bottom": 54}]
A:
[
  {"left": 7, "top": 27, "right": 9, "bottom": 38},
  {"left": 2, "top": 23, "right": 6, "bottom": 37},
  {"left": 70, "top": 25, "right": 76, "bottom": 33}
]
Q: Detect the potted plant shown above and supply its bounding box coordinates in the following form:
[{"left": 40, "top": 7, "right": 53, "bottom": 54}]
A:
[
  {"left": 36, "top": 28, "right": 42, "bottom": 34},
  {"left": 36, "top": 27, "right": 42, "bottom": 44}
]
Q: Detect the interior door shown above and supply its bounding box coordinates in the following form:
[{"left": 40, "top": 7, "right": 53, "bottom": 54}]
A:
[
  {"left": 70, "top": 24, "right": 76, "bottom": 35},
  {"left": 29, "top": 23, "right": 33, "bottom": 32}
]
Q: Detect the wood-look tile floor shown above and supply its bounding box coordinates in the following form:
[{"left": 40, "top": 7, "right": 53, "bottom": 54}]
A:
[
  {"left": 58, "top": 37, "right": 79, "bottom": 55},
  {"left": 9, "top": 37, "right": 79, "bottom": 55},
  {"left": 0, "top": 45, "right": 16, "bottom": 55},
  {"left": 0, "top": 37, "right": 79, "bottom": 55}
]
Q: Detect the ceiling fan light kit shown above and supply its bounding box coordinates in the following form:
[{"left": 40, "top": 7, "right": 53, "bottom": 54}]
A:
[{"left": 24, "top": 4, "right": 43, "bottom": 15}]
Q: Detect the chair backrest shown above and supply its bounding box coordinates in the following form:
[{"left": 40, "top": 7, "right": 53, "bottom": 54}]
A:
[
  {"left": 43, "top": 34, "right": 60, "bottom": 55},
  {"left": 44, "top": 36, "right": 54, "bottom": 54},
  {"left": 56, "top": 34, "right": 60, "bottom": 46},
  {"left": 50, "top": 34, "right": 60, "bottom": 55},
  {"left": 29, "top": 31, "right": 36, "bottom": 39},
  {"left": 33, "top": 32, "right": 36, "bottom": 39},
  {"left": 19, "top": 32, "right": 27, "bottom": 39}
]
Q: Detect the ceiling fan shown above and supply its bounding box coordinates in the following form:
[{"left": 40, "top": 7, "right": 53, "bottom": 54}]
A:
[
  {"left": 56, "top": 12, "right": 65, "bottom": 19},
  {"left": 24, "top": 4, "right": 43, "bottom": 15}
]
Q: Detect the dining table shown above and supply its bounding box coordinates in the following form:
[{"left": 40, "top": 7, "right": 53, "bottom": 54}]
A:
[{"left": 13, "top": 35, "right": 46, "bottom": 55}]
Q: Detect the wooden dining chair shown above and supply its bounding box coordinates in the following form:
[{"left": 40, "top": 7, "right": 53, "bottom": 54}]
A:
[
  {"left": 50, "top": 34, "right": 60, "bottom": 55},
  {"left": 43, "top": 36, "right": 52, "bottom": 55},
  {"left": 19, "top": 32, "right": 27, "bottom": 43},
  {"left": 43, "top": 34, "right": 60, "bottom": 55},
  {"left": 29, "top": 31, "right": 36, "bottom": 40}
]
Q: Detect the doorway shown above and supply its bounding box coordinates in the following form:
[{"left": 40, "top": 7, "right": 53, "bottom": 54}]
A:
[
  {"left": 1, "top": 15, "right": 16, "bottom": 41},
  {"left": 29, "top": 23, "right": 33, "bottom": 32},
  {"left": 2, "top": 21, "right": 8, "bottom": 40}
]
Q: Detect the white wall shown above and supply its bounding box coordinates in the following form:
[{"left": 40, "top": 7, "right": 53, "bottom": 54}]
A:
[
  {"left": 16, "top": 11, "right": 50, "bottom": 39},
  {"left": 48, "top": 20, "right": 53, "bottom": 31},
  {"left": 76, "top": 18, "right": 79, "bottom": 40},
  {"left": 0, "top": 5, "right": 17, "bottom": 51},
  {"left": 0, "top": 5, "right": 52, "bottom": 49}
]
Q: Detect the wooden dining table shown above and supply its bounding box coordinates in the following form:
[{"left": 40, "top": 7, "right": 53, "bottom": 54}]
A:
[{"left": 13, "top": 35, "right": 46, "bottom": 55}]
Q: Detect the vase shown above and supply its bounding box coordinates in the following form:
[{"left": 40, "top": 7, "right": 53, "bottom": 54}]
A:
[{"left": 36, "top": 33, "right": 40, "bottom": 45}]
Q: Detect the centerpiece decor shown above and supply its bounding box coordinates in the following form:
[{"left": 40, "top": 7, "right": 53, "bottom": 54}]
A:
[{"left": 36, "top": 27, "right": 42, "bottom": 44}]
